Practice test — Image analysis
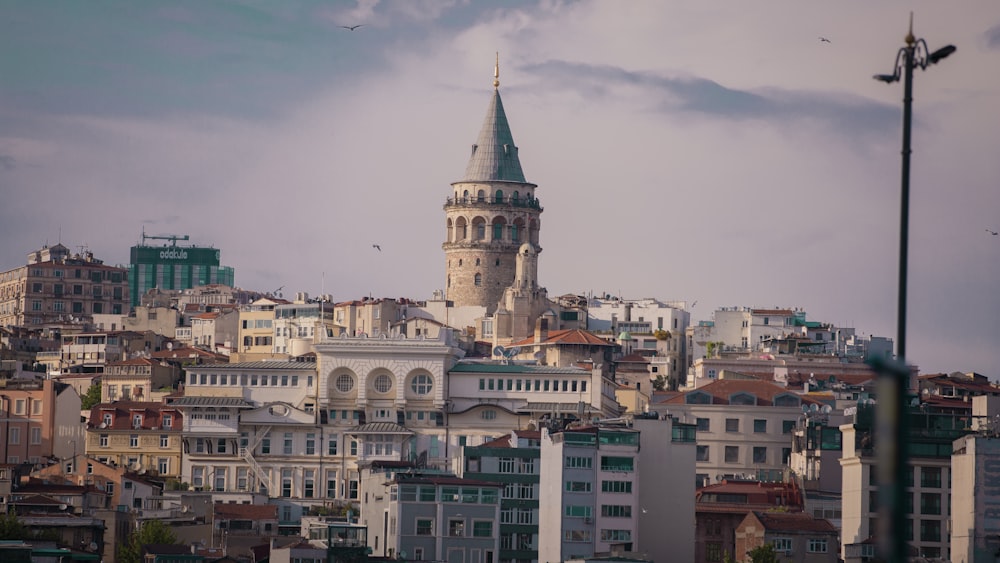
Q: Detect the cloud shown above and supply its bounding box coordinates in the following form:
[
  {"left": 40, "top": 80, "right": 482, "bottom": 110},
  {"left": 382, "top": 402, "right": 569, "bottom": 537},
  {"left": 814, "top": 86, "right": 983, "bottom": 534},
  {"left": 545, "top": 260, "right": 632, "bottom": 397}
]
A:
[
  {"left": 520, "top": 60, "right": 897, "bottom": 141},
  {"left": 986, "top": 23, "right": 1000, "bottom": 49}
]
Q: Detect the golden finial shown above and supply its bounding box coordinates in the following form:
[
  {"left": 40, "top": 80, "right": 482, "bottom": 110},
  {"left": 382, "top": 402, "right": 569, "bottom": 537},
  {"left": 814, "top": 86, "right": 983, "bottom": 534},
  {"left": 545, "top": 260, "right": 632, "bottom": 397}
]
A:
[
  {"left": 493, "top": 52, "right": 500, "bottom": 89},
  {"left": 905, "top": 12, "right": 915, "bottom": 46}
]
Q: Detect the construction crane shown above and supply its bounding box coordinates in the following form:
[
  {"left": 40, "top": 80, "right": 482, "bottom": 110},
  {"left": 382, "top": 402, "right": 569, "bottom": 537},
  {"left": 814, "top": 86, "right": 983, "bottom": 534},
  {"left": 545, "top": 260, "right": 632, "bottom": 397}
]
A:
[{"left": 141, "top": 227, "right": 190, "bottom": 247}]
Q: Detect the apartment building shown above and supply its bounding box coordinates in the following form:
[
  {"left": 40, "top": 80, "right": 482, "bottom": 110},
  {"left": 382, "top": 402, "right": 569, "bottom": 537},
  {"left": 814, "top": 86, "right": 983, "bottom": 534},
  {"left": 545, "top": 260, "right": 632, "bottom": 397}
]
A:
[
  {"left": 0, "top": 378, "right": 83, "bottom": 465},
  {"left": 839, "top": 403, "right": 968, "bottom": 560},
  {"left": 0, "top": 243, "right": 130, "bottom": 328},
  {"left": 273, "top": 298, "right": 340, "bottom": 355},
  {"left": 234, "top": 298, "right": 284, "bottom": 361},
  {"left": 85, "top": 401, "right": 183, "bottom": 477},
  {"left": 462, "top": 430, "right": 541, "bottom": 563},
  {"left": 360, "top": 462, "right": 501, "bottom": 562},
  {"left": 659, "top": 379, "right": 816, "bottom": 486},
  {"left": 101, "top": 357, "right": 180, "bottom": 402},
  {"left": 696, "top": 479, "right": 804, "bottom": 563}
]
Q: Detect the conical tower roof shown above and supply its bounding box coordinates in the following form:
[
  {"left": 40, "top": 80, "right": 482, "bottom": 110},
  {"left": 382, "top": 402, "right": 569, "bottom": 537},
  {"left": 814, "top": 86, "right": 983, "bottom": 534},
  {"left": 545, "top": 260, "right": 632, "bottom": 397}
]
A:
[{"left": 461, "top": 66, "right": 527, "bottom": 183}]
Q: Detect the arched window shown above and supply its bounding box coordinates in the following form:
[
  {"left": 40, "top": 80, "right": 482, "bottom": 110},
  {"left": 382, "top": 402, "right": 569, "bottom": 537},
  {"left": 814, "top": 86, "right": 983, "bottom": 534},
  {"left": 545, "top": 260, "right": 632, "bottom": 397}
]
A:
[
  {"left": 510, "top": 223, "right": 519, "bottom": 242},
  {"left": 493, "top": 222, "right": 503, "bottom": 240},
  {"left": 494, "top": 189, "right": 504, "bottom": 203},
  {"left": 463, "top": 190, "right": 469, "bottom": 201},
  {"left": 475, "top": 258, "right": 481, "bottom": 266},
  {"left": 512, "top": 191, "right": 520, "bottom": 204},
  {"left": 411, "top": 374, "right": 433, "bottom": 395},
  {"left": 474, "top": 273, "right": 482, "bottom": 286},
  {"left": 477, "top": 190, "right": 485, "bottom": 202}
]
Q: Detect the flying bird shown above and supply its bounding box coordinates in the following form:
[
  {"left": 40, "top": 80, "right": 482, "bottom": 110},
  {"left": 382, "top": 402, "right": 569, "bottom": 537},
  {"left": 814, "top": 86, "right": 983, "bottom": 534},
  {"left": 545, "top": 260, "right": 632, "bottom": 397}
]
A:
[
  {"left": 340, "top": 24, "right": 365, "bottom": 31},
  {"left": 987, "top": 228, "right": 998, "bottom": 236},
  {"left": 819, "top": 37, "right": 831, "bottom": 43},
  {"left": 372, "top": 244, "right": 382, "bottom": 251}
]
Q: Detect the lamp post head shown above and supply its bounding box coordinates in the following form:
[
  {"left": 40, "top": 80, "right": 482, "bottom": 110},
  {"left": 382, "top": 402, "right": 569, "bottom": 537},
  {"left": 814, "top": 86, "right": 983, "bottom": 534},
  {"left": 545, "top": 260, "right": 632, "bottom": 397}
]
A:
[
  {"left": 874, "top": 73, "right": 899, "bottom": 84},
  {"left": 927, "top": 45, "right": 957, "bottom": 64}
]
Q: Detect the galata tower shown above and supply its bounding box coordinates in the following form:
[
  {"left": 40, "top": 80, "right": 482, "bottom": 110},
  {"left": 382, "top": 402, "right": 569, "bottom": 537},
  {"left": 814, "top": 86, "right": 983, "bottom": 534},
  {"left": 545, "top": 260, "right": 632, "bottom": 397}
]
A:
[{"left": 443, "top": 56, "right": 542, "bottom": 314}]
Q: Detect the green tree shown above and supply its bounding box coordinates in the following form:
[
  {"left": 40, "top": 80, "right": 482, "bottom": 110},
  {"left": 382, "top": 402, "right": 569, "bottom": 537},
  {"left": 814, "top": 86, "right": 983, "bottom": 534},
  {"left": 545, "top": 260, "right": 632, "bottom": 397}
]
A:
[
  {"left": 653, "top": 373, "right": 667, "bottom": 391},
  {"left": 118, "top": 520, "right": 178, "bottom": 563},
  {"left": 0, "top": 511, "right": 29, "bottom": 540},
  {"left": 747, "top": 543, "right": 779, "bottom": 563},
  {"left": 80, "top": 383, "right": 102, "bottom": 409}
]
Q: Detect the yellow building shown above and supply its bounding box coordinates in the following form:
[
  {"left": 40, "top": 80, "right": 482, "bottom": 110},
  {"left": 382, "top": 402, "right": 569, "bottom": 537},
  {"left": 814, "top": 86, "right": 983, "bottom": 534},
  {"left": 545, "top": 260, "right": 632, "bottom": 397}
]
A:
[
  {"left": 233, "top": 298, "right": 284, "bottom": 361},
  {"left": 85, "top": 401, "right": 183, "bottom": 478}
]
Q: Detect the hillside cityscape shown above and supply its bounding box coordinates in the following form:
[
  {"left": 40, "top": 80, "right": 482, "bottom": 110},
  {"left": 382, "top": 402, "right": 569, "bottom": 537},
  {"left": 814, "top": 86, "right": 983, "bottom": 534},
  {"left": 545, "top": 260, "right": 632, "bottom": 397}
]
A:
[{"left": 1, "top": 61, "right": 998, "bottom": 563}]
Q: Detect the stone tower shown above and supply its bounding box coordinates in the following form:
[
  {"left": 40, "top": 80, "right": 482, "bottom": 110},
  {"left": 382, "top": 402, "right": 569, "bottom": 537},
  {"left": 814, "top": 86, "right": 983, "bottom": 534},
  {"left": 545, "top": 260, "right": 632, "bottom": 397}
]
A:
[{"left": 443, "top": 57, "right": 542, "bottom": 313}]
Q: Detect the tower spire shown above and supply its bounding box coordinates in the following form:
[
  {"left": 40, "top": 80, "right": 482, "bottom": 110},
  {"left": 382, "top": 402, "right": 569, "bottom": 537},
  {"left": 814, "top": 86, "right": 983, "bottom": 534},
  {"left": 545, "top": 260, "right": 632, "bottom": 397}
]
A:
[{"left": 493, "top": 52, "right": 500, "bottom": 89}]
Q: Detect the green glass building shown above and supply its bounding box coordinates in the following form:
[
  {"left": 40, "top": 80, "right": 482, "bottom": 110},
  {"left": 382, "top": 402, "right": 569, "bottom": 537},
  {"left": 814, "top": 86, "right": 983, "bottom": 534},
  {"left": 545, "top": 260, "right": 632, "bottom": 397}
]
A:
[{"left": 128, "top": 243, "right": 235, "bottom": 308}]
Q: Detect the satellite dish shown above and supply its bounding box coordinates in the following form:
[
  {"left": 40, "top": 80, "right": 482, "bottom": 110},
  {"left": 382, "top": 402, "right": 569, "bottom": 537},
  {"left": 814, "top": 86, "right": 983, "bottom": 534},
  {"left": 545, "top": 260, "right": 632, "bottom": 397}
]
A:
[
  {"left": 99, "top": 422, "right": 108, "bottom": 429},
  {"left": 821, "top": 405, "right": 832, "bottom": 414},
  {"left": 507, "top": 346, "right": 521, "bottom": 357},
  {"left": 89, "top": 542, "right": 98, "bottom": 551},
  {"left": 810, "top": 404, "right": 819, "bottom": 413},
  {"left": 59, "top": 504, "right": 68, "bottom": 511},
  {"left": 802, "top": 405, "right": 810, "bottom": 413},
  {"left": 492, "top": 346, "right": 506, "bottom": 357}
]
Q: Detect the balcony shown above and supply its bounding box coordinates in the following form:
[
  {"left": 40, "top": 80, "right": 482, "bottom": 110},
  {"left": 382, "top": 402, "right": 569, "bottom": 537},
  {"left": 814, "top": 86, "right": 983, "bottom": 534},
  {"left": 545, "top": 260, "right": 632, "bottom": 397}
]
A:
[
  {"left": 184, "top": 419, "right": 239, "bottom": 434},
  {"left": 444, "top": 195, "right": 543, "bottom": 211}
]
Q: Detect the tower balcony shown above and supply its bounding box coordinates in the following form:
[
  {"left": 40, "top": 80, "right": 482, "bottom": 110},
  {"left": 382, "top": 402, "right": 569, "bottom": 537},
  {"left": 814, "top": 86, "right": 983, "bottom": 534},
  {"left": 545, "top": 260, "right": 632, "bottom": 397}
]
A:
[{"left": 444, "top": 195, "right": 543, "bottom": 212}]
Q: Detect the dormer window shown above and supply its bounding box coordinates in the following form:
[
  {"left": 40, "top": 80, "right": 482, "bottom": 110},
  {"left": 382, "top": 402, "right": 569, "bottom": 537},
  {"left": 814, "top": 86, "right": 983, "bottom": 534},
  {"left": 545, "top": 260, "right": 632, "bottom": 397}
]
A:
[
  {"left": 132, "top": 414, "right": 143, "bottom": 428},
  {"left": 162, "top": 414, "right": 172, "bottom": 428},
  {"left": 102, "top": 413, "right": 112, "bottom": 426}
]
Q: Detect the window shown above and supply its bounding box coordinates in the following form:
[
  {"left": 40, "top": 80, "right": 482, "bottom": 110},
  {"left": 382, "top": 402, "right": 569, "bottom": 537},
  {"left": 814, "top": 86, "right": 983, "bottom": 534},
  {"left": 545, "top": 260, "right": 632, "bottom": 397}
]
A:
[
  {"left": 373, "top": 374, "right": 393, "bottom": 393},
  {"left": 335, "top": 374, "right": 355, "bottom": 393},
  {"left": 130, "top": 434, "right": 139, "bottom": 448},
  {"left": 753, "top": 447, "right": 767, "bottom": 464},
  {"left": 566, "top": 481, "right": 592, "bottom": 492},
  {"left": 725, "top": 418, "right": 739, "bottom": 432},
  {"left": 411, "top": 374, "right": 433, "bottom": 395},
  {"left": 921, "top": 467, "right": 942, "bottom": 488},
  {"left": 600, "top": 456, "right": 634, "bottom": 472},
  {"left": 283, "top": 433, "right": 293, "bottom": 455},
  {"left": 481, "top": 409, "right": 496, "bottom": 420},
  {"left": 160, "top": 435, "right": 169, "bottom": 448},
  {"left": 306, "top": 433, "right": 316, "bottom": 455},
  {"left": 696, "top": 418, "right": 710, "bottom": 432},
  {"left": 473, "top": 521, "right": 493, "bottom": 537},
  {"left": 99, "top": 434, "right": 108, "bottom": 447},
  {"left": 474, "top": 273, "right": 482, "bottom": 286},
  {"left": 601, "top": 480, "right": 632, "bottom": 493},
  {"left": 158, "top": 458, "right": 169, "bottom": 475},
  {"left": 14, "top": 400, "right": 25, "bottom": 415},
  {"left": 807, "top": 539, "right": 828, "bottom": 553},
  {"left": 304, "top": 469, "right": 315, "bottom": 498},
  {"left": 754, "top": 419, "right": 767, "bottom": 433},
  {"left": 696, "top": 445, "right": 710, "bottom": 462},
  {"left": 725, "top": 446, "right": 739, "bottom": 463},
  {"left": 601, "top": 505, "right": 632, "bottom": 518},
  {"left": 449, "top": 519, "right": 465, "bottom": 537},
  {"left": 261, "top": 435, "right": 271, "bottom": 455},
  {"left": 566, "top": 456, "right": 592, "bottom": 469},
  {"left": 772, "top": 538, "right": 793, "bottom": 552},
  {"left": 565, "top": 505, "right": 592, "bottom": 518},
  {"left": 782, "top": 420, "right": 796, "bottom": 434},
  {"left": 327, "top": 436, "right": 337, "bottom": 455},
  {"left": 416, "top": 518, "right": 433, "bottom": 536},
  {"left": 920, "top": 493, "right": 942, "bottom": 515}
]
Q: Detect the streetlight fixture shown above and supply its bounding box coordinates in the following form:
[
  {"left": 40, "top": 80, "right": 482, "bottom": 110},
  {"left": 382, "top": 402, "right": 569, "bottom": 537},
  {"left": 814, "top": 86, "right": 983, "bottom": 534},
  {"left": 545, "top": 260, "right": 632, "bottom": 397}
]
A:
[{"left": 870, "top": 13, "right": 954, "bottom": 563}]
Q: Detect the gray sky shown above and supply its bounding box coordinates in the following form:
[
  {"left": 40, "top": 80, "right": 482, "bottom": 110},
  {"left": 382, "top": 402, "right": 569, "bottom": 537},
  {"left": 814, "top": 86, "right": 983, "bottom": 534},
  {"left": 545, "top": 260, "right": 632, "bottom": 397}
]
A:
[{"left": 2, "top": 1, "right": 999, "bottom": 377}]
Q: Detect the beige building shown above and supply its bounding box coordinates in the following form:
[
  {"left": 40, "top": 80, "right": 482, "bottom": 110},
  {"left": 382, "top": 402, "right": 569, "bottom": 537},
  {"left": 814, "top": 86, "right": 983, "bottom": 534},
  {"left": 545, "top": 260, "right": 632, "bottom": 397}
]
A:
[
  {"left": 0, "top": 243, "right": 130, "bottom": 328},
  {"left": 190, "top": 308, "right": 239, "bottom": 351},
  {"left": 659, "top": 379, "right": 815, "bottom": 486},
  {"left": 101, "top": 357, "right": 180, "bottom": 402},
  {"left": 0, "top": 378, "right": 83, "bottom": 465},
  {"left": 122, "top": 305, "right": 181, "bottom": 337},
  {"left": 734, "top": 511, "right": 839, "bottom": 563},
  {"left": 85, "top": 401, "right": 184, "bottom": 477},
  {"left": 235, "top": 297, "right": 284, "bottom": 361}
]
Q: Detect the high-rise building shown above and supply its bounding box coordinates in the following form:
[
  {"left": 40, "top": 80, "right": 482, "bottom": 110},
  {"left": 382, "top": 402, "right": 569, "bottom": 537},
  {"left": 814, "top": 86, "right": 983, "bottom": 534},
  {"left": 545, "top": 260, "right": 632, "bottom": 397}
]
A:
[
  {"left": 0, "top": 243, "right": 130, "bottom": 327},
  {"left": 443, "top": 59, "right": 542, "bottom": 313},
  {"left": 128, "top": 234, "right": 234, "bottom": 308}
]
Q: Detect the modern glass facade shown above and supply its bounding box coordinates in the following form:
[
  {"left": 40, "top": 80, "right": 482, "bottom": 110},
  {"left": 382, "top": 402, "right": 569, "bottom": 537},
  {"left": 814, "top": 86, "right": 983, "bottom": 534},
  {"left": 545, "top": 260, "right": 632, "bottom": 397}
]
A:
[{"left": 128, "top": 245, "right": 235, "bottom": 308}]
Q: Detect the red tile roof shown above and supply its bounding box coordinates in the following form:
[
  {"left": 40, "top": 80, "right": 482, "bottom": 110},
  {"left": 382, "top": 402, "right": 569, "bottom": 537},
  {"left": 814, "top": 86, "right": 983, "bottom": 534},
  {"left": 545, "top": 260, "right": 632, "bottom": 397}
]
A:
[
  {"left": 663, "top": 379, "right": 822, "bottom": 407},
  {"left": 214, "top": 503, "right": 278, "bottom": 520},
  {"left": 511, "top": 329, "right": 615, "bottom": 347}
]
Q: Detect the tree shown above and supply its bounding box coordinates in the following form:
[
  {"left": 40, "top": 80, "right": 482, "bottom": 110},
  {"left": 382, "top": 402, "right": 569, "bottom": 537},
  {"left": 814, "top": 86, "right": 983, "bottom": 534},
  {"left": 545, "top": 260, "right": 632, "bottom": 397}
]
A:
[
  {"left": 747, "top": 543, "right": 779, "bottom": 563},
  {"left": 118, "top": 520, "right": 178, "bottom": 563},
  {"left": 80, "top": 383, "right": 102, "bottom": 410},
  {"left": 0, "top": 511, "right": 29, "bottom": 540},
  {"left": 653, "top": 373, "right": 667, "bottom": 391}
]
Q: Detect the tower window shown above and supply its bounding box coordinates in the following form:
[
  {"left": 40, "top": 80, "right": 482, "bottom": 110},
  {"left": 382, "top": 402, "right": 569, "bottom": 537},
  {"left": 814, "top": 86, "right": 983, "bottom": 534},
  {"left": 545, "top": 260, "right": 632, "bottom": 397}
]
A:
[
  {"left": 459, "top": 259, "right": 463, "bottom": 266},
  {"left": 474, "top": 273, "right": 482, "bottom": 287},
  {"left": 495, "top": 259, "right": 500, "bottom": 266},
  {"left": 475, "top": 258, "right": 481, "bottom": 266},
  {"left": 477, "top": 190, "right": 485, "bottom": 202},
  {"left": 494, "top": 189, "right": 504, "bottom": 203}
]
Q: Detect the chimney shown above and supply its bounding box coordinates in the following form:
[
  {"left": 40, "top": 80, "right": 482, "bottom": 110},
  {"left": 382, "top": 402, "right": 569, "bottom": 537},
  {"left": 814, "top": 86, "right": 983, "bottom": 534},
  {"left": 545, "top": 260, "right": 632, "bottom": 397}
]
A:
[{"left": 534, "top": 317, "right": 548, "bottom": 343}]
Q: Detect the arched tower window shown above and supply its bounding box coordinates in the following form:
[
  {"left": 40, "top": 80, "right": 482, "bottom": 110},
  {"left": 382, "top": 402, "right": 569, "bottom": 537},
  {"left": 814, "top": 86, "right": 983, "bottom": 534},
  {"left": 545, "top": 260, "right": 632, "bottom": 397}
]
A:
[
  {"left": 477, "top": 190, "right": 485, "bottom": 202},
  {"left": 512, "top": 191, "right": 520, "bottom": 204},
  {"left": 512, "top": 218, "right": 525, "bottom": 243},
  {"left": 463, "top": 189, "right": 469, "bottom": 201},
  {"left": 446, "top": 218, "right": 454, "bottom": 243},
  {"left": 455, "top": 217, "right": 468, "bottom": 240},
  {"left": 472, "top": 217, "right": 486, "bottom": 241},
  {"left": 494, "top": 189, "right": 504, "bottom": 203},
  {"left": 474, "top": 273, "right": 482, "bottom": 286},
  {"left": 492, "top": 216, "right": 507, "bottom": 241},
  {"left": 475, "top": 258, "right": 481, "bottom": 266}
]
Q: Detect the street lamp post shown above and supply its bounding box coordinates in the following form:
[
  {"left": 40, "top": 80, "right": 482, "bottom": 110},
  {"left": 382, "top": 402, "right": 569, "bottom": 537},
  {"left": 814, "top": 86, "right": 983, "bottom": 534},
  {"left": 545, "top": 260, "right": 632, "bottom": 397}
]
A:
[{"left": 871, "top": 14, "right": 954, "bottom": 563}]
